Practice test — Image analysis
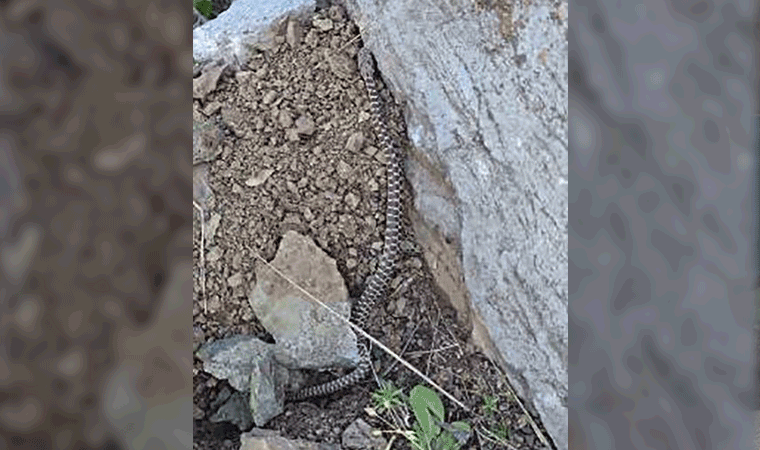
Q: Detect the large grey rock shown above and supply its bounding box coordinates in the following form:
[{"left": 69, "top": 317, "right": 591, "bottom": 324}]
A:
[
  {"left": 193, "top": 0, "right": 315, "bottom": 67},
  {"left": 344, "top": 0, "right": 569, "bottom": 448},
  {"left": 342, "top": 418, "right": 387, "bottom": 450},
  {"left": 197, "top": 334, "right": 292, "bottom": 426}
]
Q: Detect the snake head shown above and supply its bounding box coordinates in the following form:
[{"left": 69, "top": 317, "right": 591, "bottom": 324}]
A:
[{"left": 357, "top": 47, "right": 375, "bottom": 81}]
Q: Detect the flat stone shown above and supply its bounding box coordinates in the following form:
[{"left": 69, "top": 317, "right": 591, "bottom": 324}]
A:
[
  {"left": 344, "top": 192, "right": 360, "bottom": 209},
  {"left": 294, "top": 114, "right": 315, "bottom": 136},
  {"left": 312, "top": 17, "right": 333, "bottom": 31},
  {"left": 249, "top": 231, "right": 358, "bottom": 370},
  {"left": 345, "top": 131, "right": 364, "bottom": 153},
  {"left": 246, "top": 169, "right": 275, "bottom": 187},
  {"left": 228, "top": 272, "right": 245, "bottom": 288},
  {"left": 342, "top": 418, "right": 386, "bottom": 450}
]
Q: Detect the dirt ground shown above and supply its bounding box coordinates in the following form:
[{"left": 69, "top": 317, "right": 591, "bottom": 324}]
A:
[{"left": 193, "top": 5, "right": 552, "bottom": 450}]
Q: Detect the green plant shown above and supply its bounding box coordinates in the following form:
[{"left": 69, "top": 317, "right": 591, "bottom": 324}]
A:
[
  {"left": 371, "top": 380, "right": 405, "bottom": 414},
  {"left": 407, "top": 385, "right": 471, "bottom": 450},
  {"left": 194, "top": 0, "right": 212, "bottom": 19},
  {"left": 482, "top": 394, "right": 498, "bottom": 416},
  {"left": 368, "top": 384, "right": 471, "bottom": 450},
  {"left": 494, "top": 421, "right": 510, "bottom": 441}
]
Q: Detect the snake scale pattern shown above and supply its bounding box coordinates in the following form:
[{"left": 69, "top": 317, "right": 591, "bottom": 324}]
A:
[{"left": 288, "top": 47, "right": 403, "bottom": 400}]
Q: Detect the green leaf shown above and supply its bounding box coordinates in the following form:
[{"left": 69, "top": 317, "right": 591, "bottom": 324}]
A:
[
  {"left": 410, "top": 421, "right": 428, "bottom": 450},
  {"left": 194, "top": 0, "right": 212, "bottom": 18},
  {"left": 450, "top": 421, "right": 471, "bottom": 432},
  {"left": 410, "top": 385, "right": 445, "bottom": 446}
]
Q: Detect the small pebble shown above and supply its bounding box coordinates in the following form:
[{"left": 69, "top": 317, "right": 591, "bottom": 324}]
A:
[
  {"left": 345, "top": 192, "right": 360, "bottom": 209},
  {"left": 345, "top": 132, "right": 364, "bottom": 153},
  {"left": 295, "top": 114, "right": 315, "bottom": 135},
  {"left": 312, "top": 17, "right": 333, "bottom": 31},
  {"left": 227, "top": 272, "right": 244, "bottom": 288},
  {"left": 286, "top": 19, "right": 302, "bottom": 47},
  {"left": 278, "top": 109, "right": 293, "bottom": 128},
  {"left": 327, "top": 5, "right": 345, "bottom": 22},
  {"left": 206, "top": 246, "right": 223, "bottom": 262},
  {"left": 262, "top": 90, "right": 277, "bottom": 104},
  {"left": 337, "top": 160, "right": 351, "bottom": 178},
  {"left": 246, "top": 169, "right": 274, "bottom": 187}
]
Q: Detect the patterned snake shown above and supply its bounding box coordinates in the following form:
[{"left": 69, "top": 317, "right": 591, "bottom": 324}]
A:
[{"left": 288, "top": 47, "right": 403, "bottom": 400}]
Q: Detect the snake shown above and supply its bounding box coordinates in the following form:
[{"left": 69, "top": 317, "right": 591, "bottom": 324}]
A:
[{"left": 287, "top": 47, "right": 403, "bottom": 400}]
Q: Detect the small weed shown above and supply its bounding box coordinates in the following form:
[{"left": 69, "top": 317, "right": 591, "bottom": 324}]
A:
[
  {"left": 482, "top": 394, "right": 498, "bottom": 416},
  {"left": 408, "top": 385, "right": 471, "bottom": 450},
  {"left": 494, "top": 422, "right": 510, "bottom": 441},
  {"left": 369, "top": 384, "right": 471, "bottom": 450},
  {"left": 372, "top": 380, "right": 405, "bottom": 414}
]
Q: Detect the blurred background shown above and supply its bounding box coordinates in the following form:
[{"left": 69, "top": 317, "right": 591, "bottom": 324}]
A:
[
  {"left": 569, "top": 2, "right": 758, "bottom": 449},
  {"left": 0, "top": 1, "right": 192, "bottom": 449}
]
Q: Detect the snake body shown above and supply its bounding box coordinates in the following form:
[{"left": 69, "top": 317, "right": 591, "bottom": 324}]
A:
[{"left": 288, "top": 47, "right": 402, "bottom": 400}]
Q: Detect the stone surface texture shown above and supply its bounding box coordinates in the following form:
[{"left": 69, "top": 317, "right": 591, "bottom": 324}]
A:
[
  {"left": 193, "top": 0, "right": 316, "bottom": 67},
  {"left": 249, "top": 230, "right": 359, "bottom": 369},
  {"left": 344, "top": 0, "right": 569, "bottom": 447}
]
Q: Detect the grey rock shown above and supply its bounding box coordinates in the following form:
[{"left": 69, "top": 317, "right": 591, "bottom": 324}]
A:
[
  {"left": 206, "top": 245, "right": 224, "bottom": 263},
  {"left": 262, "top": 90, "right": 278, "bottom": 105},
  {"left": 295, "top": 114, "right": 316, "bottom": 136},
  {"left": 246, "top": 169, "right": 275, "bottom": 187},
  {"left": 363, "top": 145, "right": 378, "bottom": 157},
  {"left": 326, "top": 49, "right": 356, "bottom": 80},
  {"left": 342, "top": 418, "right": 386, "bottom": 450},
  {"left": 249, "top": 351, "right": 290, "bottom": 426},
  {"left": 228, "top": 272, "right": 245, "bottom": 288},
  {"left": 344, "top": 192, "right": 360, "bottom": 209},
  {"left": 198, "top": 334, "right": 298, "bottom": 427},
  {"left": 221, "top": 105, "right": 248, "bottom": 137},
  {"left": 192, "top": 119, "right": 224, "bottom": 165},
  {"left": 345, "top": 0, "right": 568, "bottom": 447},
  {"left": 327, "top": 5, "right": 345, "bottom": 22},
  {"left": 336, "top": 159, "right": 352, "bottom": 179},
  {"left": 249, "top": 230, "right": 359, "bottom": 370},
  {"left": 206, "top": 212, "right": 222, "bottom": 246},
  {"left": 278, "top": 109, "right": 294, "bottom": 129},
  {"left": 345, "top": 131, "right": 365, "bottom": 153},
  {"left": 193, "top": 0, "right": 316, "bottom": 69},
  {"left": 197, "top": 335, "right": 274, "bottom": 392},
  {"left": 193, "top": 163, "right": 215, "bottom": 212},
  {"left": 192, "top": 63, "right": 227, "bottom": 100},
  {"left": 286, "top": 18, "right": 303, "bottom": 47},
  {"left": 211, "top": 390, "right": 254, "bottom": 431},
  {"left": 193, "top": 325, "right": 205, "bottom": 353},
  {"left": 312, "top": 17, "right": 333, "bottom": 32},
  {"left": 240, "top": 434, "right": 341, "bottom": 450}
]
